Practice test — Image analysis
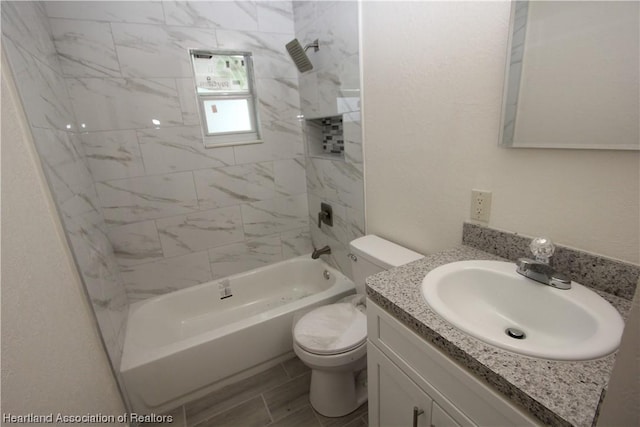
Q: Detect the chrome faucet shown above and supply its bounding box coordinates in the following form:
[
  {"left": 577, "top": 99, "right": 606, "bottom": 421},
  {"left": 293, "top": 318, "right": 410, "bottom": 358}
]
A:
[
  {"left": 311, "top": 245, "right": 331, "bottom": 259},
  {"left": 515, "top": 237, "right": 571, "bottom": 290},
  {"left": 516, "top": 258, "right": 571, "bottom": 290}
]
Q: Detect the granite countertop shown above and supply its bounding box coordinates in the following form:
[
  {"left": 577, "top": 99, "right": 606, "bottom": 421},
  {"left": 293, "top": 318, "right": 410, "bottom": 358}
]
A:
[{"left": 365, "top": 245, "right": 633, "bottom": 427}]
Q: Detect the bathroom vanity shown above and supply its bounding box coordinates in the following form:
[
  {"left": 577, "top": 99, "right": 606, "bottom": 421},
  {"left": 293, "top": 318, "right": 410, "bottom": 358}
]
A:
[
  {"left": 365, "top": 246, "right": 633, "bottom": 427},
  {"left": 367, "top": 301, "right": 538, "bottom": 426}
]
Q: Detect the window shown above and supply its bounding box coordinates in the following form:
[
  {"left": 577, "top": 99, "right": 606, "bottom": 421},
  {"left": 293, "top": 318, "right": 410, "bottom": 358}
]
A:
[{"left": 190, "top": 50, "right": 262, "bottom": 147}]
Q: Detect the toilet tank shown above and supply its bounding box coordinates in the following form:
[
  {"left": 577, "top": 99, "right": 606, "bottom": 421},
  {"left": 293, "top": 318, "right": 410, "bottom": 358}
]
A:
[{"left": 349, "top": 235, "right": 424, "bottom": 294}]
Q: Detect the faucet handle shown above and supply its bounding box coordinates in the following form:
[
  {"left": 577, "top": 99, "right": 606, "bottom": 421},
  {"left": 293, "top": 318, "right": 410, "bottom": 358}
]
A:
[
  {"left": 530, "top": 237, "right": 555, "bottom": 264},
  {"left": 549, "top": 271, "right": 572, "bottom": 290},
  {"left": 317, "top": 202, "right": 333, "bottom": 228},
  {"left": 318, "top": 210, "right": 328, "bottom": 228}
]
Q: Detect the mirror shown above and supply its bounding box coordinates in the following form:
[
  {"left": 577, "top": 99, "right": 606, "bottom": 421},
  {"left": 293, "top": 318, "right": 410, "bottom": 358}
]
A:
[{"left": 500, "top": 1, "right": 639, "bottom": 150}]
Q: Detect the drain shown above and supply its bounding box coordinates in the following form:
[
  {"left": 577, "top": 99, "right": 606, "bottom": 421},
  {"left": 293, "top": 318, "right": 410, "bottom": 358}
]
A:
[{"left": 505, "top": 327, "right": 526, "bottom": 339}]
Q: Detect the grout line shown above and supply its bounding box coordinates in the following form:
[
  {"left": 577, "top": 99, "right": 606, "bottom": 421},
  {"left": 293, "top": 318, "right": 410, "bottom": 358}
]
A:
[
  {"left": 286, "top": 358, "right": 308, "bottom": 379},
  {"left": 282, "top": 360, "right": 312, "bottom": 381},
  {"left": 293, "top": 369, "right": 312, "bottom": 381},
  {"left": 261, "top": 394, "right": 274, "bottom": 425},
  {"left": 310, "top": 406, "right": 325, "bottom": 427},
  {"left": 160, "top": 0, "right": 168, "bottom": 25},
  {"left": 260, "top": 374, "right": 295, "bottom": 397},
  {"left": 179, "top": 405, "right": 187, "bottom": 427},
  {"left": 189, "top": 398, "right": 243, "bottom": 425},
  {"left": 269, "top": 404, "right": 313, "bottom": 426},
  {"left": 186, "top": 365, "right": 292, "bottom": 427},
  {"left": 281, "top": 360, "right": 293, "bottom": 379},
  {"left": 188, "top": 394, "right": 263, "bottom": 427}
]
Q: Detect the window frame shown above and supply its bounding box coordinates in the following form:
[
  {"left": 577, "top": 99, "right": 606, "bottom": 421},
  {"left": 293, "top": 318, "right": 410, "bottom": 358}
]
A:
[{"left": 189, "top": 49, "right": 262, "bottom": 148}]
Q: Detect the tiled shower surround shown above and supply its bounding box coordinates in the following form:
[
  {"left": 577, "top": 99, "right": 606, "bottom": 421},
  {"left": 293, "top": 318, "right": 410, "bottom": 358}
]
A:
[
  {"left": 1, "top": 1, "right": 129, "bottom": 383},
  {"left": 2, "top": 0, "right": 364, "bottom": 395},
  {"left": 294, "top": 1, "right": 365, "bottom": 274},
  {"left": 44, "top": 1, "right": 311, "bottom": 302}
]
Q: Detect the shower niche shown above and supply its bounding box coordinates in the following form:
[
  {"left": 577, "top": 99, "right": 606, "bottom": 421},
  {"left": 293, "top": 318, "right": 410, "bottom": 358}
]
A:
[{"left": 305, "top": 115, "right": 345, "bottom": 160}]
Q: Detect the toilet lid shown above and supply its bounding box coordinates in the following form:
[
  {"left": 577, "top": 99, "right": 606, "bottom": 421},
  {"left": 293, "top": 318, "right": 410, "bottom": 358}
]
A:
[{"left": 294, "top": 303, "right": 367, "bottom": 355}]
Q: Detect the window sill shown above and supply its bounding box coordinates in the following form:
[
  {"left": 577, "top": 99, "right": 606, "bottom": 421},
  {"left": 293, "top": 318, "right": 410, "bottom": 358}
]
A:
[{"left": 203, "top": 139, "right": 263, "bottom": 149}]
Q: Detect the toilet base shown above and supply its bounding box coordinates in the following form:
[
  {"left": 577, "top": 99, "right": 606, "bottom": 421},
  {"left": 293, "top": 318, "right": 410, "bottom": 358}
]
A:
[{"left": 309, "top": 366, "right": 368, "bottom": 417}]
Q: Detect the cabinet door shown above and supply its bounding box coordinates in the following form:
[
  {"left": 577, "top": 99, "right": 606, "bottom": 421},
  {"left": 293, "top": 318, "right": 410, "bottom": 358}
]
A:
[
  {"left": 368, "top": 344, "right": 432, "bottom": 427},
  {"left": 432, "top": 401, "right": 462, "bottom": 427}
]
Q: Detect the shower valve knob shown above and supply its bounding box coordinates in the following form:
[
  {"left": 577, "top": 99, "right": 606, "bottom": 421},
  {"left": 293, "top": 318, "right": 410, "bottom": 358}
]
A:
[{"left": 317, "top": 203, "right": 333, "bottom": 228}]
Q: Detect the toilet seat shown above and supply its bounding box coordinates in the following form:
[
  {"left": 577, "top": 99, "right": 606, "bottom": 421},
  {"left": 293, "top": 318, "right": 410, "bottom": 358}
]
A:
[{"left": 294, "top": 303, "right": 367, "bottom": 355}]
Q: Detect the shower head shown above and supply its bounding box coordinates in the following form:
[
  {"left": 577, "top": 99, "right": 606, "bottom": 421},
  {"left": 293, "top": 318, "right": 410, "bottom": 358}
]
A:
[{"left": 286, "top": 38, "right": 319, "bottom": 73}]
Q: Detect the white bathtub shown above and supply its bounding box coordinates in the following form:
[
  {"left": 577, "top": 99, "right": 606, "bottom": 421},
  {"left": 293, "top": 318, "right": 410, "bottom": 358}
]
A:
[{"left": 120, "top": 255, "right": 355, "bottom": 414}]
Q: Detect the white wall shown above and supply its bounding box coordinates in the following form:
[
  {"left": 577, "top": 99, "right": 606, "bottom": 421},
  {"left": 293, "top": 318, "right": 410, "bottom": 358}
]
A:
[
  {"left": 361, "top": 1, "right": 639, "bottom": 264},
  {"left": 1, "top": 50, "right": 125, "bottom": 422}
]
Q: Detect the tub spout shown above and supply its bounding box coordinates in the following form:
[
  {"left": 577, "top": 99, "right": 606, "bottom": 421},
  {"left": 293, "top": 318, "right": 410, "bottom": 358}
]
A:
[{"left": 311, "top": 246, "right": 331, "bottom": 259}]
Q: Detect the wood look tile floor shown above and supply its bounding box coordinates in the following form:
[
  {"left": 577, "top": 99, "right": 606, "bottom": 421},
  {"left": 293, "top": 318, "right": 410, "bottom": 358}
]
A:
[{"left": 148, "top": 357, "right": 368, "bottom": 427}]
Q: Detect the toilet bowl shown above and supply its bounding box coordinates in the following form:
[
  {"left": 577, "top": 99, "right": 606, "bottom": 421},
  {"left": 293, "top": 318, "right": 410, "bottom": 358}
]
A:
[
  {"left": 292, "top": 235, "right": 423, "bottom": 417},
  {"left": 293, "top": 302, "right": 368, "bottom": 417}
]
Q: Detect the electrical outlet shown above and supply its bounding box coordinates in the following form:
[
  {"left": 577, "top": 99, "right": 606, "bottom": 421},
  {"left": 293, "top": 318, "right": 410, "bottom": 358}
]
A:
[{"left": 470, "top": 190, "right": 492, "bottom": 222}]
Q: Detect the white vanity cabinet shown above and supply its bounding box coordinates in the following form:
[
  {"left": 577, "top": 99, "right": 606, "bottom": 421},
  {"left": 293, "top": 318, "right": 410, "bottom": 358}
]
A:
[
  {"left": 369, "top": 345, "right": 463, "bottom": 427},
  {"left": 367, "top": 301, "right": 541, "bottom": 427}
]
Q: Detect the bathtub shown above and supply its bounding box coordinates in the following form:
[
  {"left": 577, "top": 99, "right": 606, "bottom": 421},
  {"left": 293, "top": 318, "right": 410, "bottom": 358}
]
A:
[{"left": 120, "top": 255, "right": 355, "bottom": 414}]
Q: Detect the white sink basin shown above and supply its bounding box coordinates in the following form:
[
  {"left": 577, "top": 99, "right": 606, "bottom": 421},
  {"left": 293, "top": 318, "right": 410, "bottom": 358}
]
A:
[{"left": 421, "top": 260, "right": 624, "bottom": 361}]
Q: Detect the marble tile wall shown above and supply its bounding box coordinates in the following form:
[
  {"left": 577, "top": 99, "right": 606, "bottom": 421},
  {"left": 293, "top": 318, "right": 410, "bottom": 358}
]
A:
[
  {"left": 1, "top": 0, "right": 129, "bottom": 391},
  {"left": 43, "top": 1, "right": 312, "bottom": 301},
  {"left": 293, "top": 1, "right": 365, "bottom": 276}
]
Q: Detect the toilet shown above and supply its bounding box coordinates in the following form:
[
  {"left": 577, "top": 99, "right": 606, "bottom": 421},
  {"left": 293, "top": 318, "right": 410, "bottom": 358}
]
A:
[{"left": 293, "top": 235, "right": 424, "bottom": 417}]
